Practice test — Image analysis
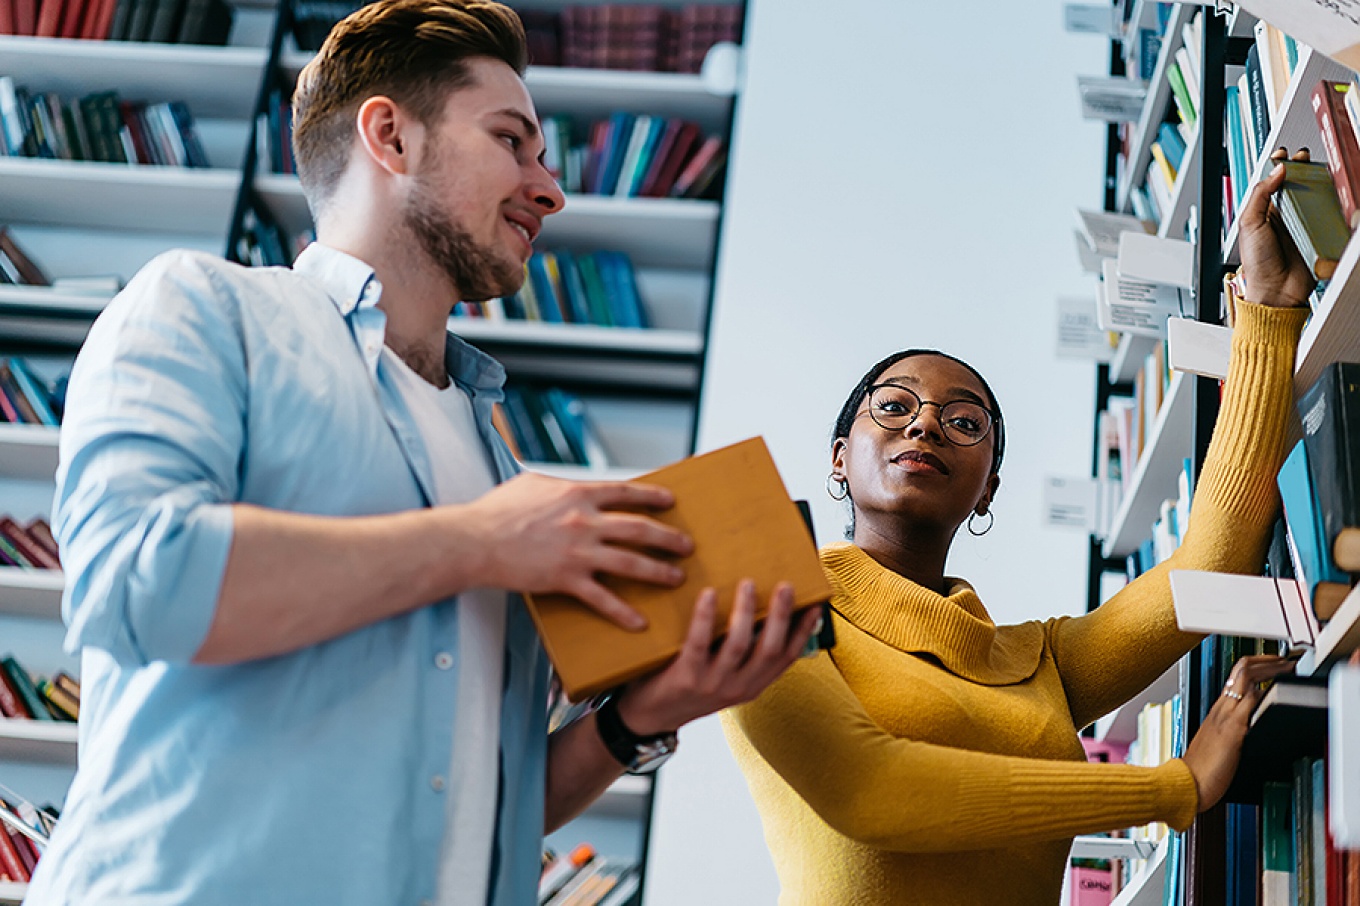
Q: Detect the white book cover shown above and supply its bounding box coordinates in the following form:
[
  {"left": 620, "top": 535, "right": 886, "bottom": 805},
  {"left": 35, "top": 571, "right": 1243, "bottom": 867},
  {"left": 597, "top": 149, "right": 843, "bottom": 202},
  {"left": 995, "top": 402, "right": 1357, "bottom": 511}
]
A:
[
  {"left": 1331, "top": 663, "right": 1360, "bottom": 848},
  {"left": 1118, "top": 232, "right": 1196, "bottom": 289},
  {"left": 1168, "top": 569, "right": 1316, "bottom": 648},
  {"left": 1166, "top": 317, "right": 1231, "bottom": 380},
  {"left": 1233, "top": 0, "right": 1360, "bottom": 72}
]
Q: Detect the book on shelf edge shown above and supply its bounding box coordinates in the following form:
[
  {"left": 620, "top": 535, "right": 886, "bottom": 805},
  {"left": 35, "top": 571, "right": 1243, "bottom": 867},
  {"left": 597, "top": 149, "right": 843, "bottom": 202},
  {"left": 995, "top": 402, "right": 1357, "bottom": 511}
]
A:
[
  {"left": 525, "top": 436, "right": 833, "bottom": 702},
  {"left": 1311, "top": 81, "right": 1360, "bottom": 230},
  {"left": 1279, "top": 438, "right": 1352, "bottom": 623},
  {"left": 1275, "top": 160, "right": 1349, "bottom": 282},
  {"left": 1298, "top": 363, "right": 1360, "bottom": 581}
]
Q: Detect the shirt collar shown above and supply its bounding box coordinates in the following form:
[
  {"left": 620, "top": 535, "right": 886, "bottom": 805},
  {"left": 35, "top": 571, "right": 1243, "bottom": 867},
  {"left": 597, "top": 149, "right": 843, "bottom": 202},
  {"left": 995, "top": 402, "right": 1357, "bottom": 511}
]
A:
[{"left": 293, "top": 242, "right": 507, "bottom": 394}]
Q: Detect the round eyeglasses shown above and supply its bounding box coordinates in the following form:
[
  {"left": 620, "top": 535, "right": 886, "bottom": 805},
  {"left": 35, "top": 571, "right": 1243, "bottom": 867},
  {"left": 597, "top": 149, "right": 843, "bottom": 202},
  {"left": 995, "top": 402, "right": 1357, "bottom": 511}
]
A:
[{"left": 864, "top": 383, "right": 996, "bottom": 447}]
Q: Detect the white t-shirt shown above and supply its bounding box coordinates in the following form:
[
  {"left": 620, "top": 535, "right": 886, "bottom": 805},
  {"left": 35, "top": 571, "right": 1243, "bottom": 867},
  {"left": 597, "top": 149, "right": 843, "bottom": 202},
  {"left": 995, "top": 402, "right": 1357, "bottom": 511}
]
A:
[{"left": 381, "top": 346, "right": 506, "bottom": 906}]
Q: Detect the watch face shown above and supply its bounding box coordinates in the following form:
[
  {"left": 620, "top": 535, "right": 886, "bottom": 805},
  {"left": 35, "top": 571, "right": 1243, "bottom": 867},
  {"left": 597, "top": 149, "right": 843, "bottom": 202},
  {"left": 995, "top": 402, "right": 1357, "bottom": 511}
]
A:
[{"left": 628, "top": 735, "right": 678, "bottom": 774}]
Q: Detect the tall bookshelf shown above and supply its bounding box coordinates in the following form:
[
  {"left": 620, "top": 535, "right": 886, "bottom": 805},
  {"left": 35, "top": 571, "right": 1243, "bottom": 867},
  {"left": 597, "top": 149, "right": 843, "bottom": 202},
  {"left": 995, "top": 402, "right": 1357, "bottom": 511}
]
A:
[
  {"left": 1083, "top": 2, "right": 1360, "bottom": 902},
  {"left": 0, "top": 0, "right": 745, "bottom": 900}
]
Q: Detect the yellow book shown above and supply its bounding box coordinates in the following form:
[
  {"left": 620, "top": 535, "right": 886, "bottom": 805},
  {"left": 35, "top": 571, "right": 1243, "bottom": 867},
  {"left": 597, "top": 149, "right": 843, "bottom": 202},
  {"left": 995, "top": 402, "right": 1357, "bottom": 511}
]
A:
[{"left": 525, "top": 437, "right": 833, "bottom": 701}]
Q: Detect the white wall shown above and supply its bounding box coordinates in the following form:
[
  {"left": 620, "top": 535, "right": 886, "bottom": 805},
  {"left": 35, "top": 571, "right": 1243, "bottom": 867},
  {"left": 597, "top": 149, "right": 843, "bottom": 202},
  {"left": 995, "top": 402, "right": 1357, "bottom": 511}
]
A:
[{"left": 645, "top": 0, "right": 1112, "bottom": 902}]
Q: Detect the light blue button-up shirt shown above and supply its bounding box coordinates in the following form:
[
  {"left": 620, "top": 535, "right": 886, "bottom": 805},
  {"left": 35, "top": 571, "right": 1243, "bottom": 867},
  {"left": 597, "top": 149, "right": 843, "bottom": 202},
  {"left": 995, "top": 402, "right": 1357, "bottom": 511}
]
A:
[{"left": 27, "top": 244, "right": 551, "bottom": 905}]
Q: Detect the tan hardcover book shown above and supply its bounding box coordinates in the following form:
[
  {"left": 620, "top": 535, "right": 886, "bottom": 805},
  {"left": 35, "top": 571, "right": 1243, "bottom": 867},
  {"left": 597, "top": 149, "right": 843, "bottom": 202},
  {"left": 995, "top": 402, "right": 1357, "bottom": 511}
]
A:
[{"left": 525, "top": 436, "right": 832, "bottom": 702}]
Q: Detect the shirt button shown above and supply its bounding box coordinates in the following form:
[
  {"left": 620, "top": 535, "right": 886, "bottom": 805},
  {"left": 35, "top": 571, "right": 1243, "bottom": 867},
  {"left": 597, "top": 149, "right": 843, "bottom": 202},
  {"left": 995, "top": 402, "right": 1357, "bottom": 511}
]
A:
[
  {"left": 431, "top": 775, "right": 446, "bottom": 792},
  {"left": 434, "top": 652, "right": 454, "bottom": 670}
]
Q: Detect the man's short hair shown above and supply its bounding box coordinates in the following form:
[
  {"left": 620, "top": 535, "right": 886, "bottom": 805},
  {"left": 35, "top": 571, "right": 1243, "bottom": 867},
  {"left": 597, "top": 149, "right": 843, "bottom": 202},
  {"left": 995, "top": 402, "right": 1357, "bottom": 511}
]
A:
[{"left": 291, "top": 0, "right": 527, "bottom": 214}]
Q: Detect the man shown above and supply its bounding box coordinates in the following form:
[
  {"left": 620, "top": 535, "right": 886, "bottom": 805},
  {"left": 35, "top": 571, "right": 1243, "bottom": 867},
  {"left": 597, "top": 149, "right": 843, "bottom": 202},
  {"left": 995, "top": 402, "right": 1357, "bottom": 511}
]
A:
[{"left": 27, "top": 2, "right": 820, "bottom": 902}]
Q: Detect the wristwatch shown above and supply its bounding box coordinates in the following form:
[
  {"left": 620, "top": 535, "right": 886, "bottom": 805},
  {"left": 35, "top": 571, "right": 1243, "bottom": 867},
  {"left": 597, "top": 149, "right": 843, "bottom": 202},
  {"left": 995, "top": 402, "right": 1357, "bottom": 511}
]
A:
[{"left": 593, "top": 693, "right": 677, "bottom": 774}]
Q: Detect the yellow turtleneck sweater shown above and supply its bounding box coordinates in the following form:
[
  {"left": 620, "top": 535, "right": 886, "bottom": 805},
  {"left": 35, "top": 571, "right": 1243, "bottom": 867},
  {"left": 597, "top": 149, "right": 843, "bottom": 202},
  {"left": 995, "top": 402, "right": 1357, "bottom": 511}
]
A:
[{"left": 722, "top": 301, "right": 1308, "bottom": 905}]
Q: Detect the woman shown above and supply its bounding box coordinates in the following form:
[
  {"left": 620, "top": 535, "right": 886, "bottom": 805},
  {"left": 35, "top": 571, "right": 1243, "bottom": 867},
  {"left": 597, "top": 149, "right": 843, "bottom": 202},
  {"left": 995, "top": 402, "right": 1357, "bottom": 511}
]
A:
[{"left": 722, "top": 155, "right": 1314, "bottom": 904}]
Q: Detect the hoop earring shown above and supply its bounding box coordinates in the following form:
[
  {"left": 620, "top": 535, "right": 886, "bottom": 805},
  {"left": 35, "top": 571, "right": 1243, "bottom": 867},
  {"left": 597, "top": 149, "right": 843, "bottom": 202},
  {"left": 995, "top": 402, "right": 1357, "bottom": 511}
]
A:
[
  {"left": 968, "top": 509, "right": 994, "bottom": 536},
  {"left": 826, "top": 473, "right": 849, "bottom": 501}
]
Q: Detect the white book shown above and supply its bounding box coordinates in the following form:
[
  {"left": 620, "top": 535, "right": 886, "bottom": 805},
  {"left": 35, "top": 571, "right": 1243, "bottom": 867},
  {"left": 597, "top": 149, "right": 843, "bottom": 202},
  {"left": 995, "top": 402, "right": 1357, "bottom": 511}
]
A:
[
  {"left": 1331, "top": 664, "right": 1360, "bottom": 848},
  {"left": 1169, "top": 570, "right": 1318, "bottom": 649}
]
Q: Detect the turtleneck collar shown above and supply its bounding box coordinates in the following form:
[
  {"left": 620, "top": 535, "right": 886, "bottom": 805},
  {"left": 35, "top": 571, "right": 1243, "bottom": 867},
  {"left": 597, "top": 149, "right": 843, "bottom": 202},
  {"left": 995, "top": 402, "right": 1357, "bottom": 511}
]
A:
[{"left": 821, "top": 542, "right": 1044, "bottom": 686}]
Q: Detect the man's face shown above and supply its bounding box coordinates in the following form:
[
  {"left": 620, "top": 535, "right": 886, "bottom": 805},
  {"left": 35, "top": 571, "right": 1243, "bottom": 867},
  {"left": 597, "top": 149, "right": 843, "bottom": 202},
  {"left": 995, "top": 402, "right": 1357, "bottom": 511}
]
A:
[{"left": 403, "top": 56, "right": 565, "bottom": 302}]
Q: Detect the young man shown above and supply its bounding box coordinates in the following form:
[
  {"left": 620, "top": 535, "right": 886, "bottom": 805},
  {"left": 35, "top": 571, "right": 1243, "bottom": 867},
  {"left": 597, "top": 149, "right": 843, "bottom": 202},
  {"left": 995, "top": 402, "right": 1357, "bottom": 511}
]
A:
[{"left": 27, "top": 2, "right": 821, "bottom": 902}]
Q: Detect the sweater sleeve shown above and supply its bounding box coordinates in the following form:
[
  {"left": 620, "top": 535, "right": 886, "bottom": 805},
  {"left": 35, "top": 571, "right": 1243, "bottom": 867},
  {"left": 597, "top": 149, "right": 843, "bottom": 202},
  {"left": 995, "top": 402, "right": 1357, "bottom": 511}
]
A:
[
  {"left": 1052, "top": 301, "right": 1307, "bottom": 730},
  {"left": 725, "top": 652, "right": 1199, "bottom": 853}
]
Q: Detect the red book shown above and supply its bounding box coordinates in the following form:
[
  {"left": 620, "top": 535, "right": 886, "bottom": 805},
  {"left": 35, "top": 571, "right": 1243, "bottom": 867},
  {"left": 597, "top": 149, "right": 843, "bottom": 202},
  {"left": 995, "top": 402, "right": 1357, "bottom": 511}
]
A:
[
  {"left": 0, "top": 0, "right": 15, "bottom": 35},
  {"left": 0, "top": 517, "right": 60, "bottom": 570},
  {"left": 1311, "top": 80, "right": 1360, "bottom": 229},
  {"left": 25, "top": 517, "right": 60, "bottom": 561},
  {"left": 12, "top": 0, "right": 34, "bottom": 34},
  {"left": 668, "top": 134, "right": 723, "bottom": 197},
  {"left": 0, "top": 825, "right": 29, "bottom": 882},
  {"left": 0, "top": 666, "right": 27, "bottom": 719},
  {"left": 58, "top": 0, "right": 85, "bottom": 36},
  {"left": 640, "top": 121, "right": 699, "bottom": 197},
  {"left": 33, "top": 0, "right": 66, "bottom": 36}
]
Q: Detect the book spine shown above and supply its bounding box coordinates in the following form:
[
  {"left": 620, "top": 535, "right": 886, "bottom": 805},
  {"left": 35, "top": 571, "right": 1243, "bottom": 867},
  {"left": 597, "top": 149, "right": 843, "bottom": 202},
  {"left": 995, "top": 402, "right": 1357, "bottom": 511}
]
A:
[
  {"left": 1311, "top": 81, "right": 1360, "bottom": 230},
  {"left": 0, "top": 657, "right": 52, "bottom": 721}
]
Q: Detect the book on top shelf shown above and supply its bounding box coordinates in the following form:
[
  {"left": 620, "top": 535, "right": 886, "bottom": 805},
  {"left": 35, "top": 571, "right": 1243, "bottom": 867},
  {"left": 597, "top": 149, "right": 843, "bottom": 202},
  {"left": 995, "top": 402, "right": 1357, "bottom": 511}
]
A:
[
  {"left": 1300, "top": 363, "right": 1360, "bottom": 578},
  {"left": 1279, "top": 438, "right": 1353, "bottom": 623},
  {"left": 1311, "top": 80, "right": 1360, "bottom": 230},
  {"left": 524, "top": 437, "right": 832, "bottom": 702},
  {"left": 1275, "top": 159, "right": 1350, "bottom": 282}
]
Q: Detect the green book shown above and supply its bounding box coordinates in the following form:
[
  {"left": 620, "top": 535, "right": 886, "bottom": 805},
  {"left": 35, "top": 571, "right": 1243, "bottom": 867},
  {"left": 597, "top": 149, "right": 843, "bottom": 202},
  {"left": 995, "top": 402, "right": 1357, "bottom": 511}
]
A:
[
  {"left": 1166, "top": 62, "right": 1198, "bottom": 127},
  {"left": 1261, "top": 780, "right": 1296, "bottom": 906},
  {"left": 1276, "top": 159, "right": 1350, "bottom": 281},
  {"left": 0, "top": 656, "right": 53, "bottom": 721}
]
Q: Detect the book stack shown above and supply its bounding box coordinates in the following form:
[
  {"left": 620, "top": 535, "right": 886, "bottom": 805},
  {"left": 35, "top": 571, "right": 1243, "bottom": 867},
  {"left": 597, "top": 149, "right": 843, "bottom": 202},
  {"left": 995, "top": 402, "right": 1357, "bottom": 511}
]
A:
[
  {"left": 453, "top": 250, "right": 649, "bottom": 329},
  {"left": 0, "top": 785, "right": 59, "bottom": 886},
  {"left": 539, "top": 844, "right": 640, "bottom": 906},
  {"left": 0, "top": 0, "right": 233, "bottom": 42},
  {"left": 557, "top": 3, "right": 742, "bottom": 74},
  {"left": 1250, "top": 758, "right": 1360, "bottom": 906},
  {"left": 0, "top": 358, "right": 63, "bottom": 427},
  {"left": 494, "top": 385, "right": 608, "bottom": 469},
  {"left": 0, "top": 515, "right": 60, "bottom": 571},
  {"left": 0, "top": 655, "right": 78, "bottom": 723},
  {"left": 0, "top": 78, "right": 210, "bottom": 168},
  {"left": 1283, "top": 362, "right": 1360, "bottom": 624},
  {"left": 539, "top": 113, "right": 726, "bottom": 200}
]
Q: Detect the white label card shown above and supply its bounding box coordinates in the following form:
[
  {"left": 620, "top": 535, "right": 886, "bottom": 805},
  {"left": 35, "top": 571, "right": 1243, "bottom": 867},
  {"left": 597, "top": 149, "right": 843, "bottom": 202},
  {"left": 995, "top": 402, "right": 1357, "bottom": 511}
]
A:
[
  {"left": 1167, "top": 317, "right": 1231, "bottom": 380},
  {"left": 1042, "top": 475, "right": 1098, "bottom": 531},
  {"left": 1056, "top": 296, "right": 1115, "bottom": 362},
  {"left": 1168, "top": 569, "right": 1313, "bottom": 645},
  {"left": 1118, "top": 232, "right": 1196, "bottom": 289},
  {"left": 1331, "top": 664, "right": 1360, "bottom": 848}
]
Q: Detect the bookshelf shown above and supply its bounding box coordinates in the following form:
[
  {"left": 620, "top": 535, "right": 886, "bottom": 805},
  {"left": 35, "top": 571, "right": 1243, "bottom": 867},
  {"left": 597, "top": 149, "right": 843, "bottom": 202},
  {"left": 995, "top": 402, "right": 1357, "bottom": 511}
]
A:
[{"left": 1086, "top": 2, "right": 1360, "bottom": 901}]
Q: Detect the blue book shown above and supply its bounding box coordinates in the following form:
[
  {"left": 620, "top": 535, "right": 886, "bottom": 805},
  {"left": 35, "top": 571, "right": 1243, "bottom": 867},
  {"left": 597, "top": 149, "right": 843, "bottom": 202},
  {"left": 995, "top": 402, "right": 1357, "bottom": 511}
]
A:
[
  {"left": 526, "top": 254, "right": 564, "bottom": 323},
  {"left": 1278, "top": 439, "right": 1351, "bottom": 620},
  {"left": 592, "top": 112, "right": 635, "bottom": 197},
  {"left": 1158, "top": 122, "right": 1187, "bottom": 173},
  {"left": 554, "top": 252, "right": 593, "bottom": 324},
  {"left": 597, "top": 252, "right": 648, "bottom": 329},
  {"left": 4, "top": 358, "right": 59, "bottom": 427},
  {"left": 1224, "top": 85, "right": 1251, "bottom": 215}
]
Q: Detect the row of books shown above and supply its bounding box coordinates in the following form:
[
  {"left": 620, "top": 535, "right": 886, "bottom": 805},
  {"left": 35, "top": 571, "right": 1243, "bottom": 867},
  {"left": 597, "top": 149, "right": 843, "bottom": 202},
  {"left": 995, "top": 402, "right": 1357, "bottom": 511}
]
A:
[
  {"left": 0, "top": 655, "right": 78, "bottom": 722},
  {"left": 493, "top": 385, "right": 608, "bottom": 470},
  {"left": 539, "top": 844, "right": 639, "bottom": 906},
  {"left": 541, "top": 114, "right": 725, "bottom": 200},
  {"left": 0, "top": 357, "right": 63, "bottom": 427},
  {"left": 0, "top": 514, "right": 59, "bottom": 571},
  {"left": 0, "top": 0, "right": 231, "bottom": 42},
  {"left": 1247, "top": 757, "right": 1360, "bottom": 906},
  {"left": 0, "top": 784, "right": 58, "bottom": 886},
  {"left": 0, "top": 79, "right": 210, "bottom": 168},
  {"left": 453, "top": 251, "right": 649, "bottom": 330}
]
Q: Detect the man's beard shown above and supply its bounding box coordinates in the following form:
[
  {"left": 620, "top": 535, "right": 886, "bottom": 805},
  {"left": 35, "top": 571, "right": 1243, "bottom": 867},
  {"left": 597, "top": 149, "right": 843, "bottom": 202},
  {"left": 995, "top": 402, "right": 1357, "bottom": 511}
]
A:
[{"left": 404, "top": 168, "right": 525, "bottom": 303}]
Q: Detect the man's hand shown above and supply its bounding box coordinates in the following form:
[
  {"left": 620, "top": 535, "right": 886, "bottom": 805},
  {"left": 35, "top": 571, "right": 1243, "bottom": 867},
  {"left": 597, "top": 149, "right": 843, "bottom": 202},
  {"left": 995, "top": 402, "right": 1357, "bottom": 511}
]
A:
[
  {"left": 458, "top": 472, "right": 693, "bottom": 630},
  {"left": 613, "top": 579, "right": 824, "bottom": 735},
  {"left": 1237, "top": 147, "right": 1317, "bottom": 308}
]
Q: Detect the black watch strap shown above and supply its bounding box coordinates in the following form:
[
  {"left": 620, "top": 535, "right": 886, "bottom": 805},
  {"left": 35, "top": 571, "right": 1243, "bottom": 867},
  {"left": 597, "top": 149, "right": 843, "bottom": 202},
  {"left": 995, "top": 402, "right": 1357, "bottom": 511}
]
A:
[{"left": 594, "top": 694, "right": 677, "bottom": 773}]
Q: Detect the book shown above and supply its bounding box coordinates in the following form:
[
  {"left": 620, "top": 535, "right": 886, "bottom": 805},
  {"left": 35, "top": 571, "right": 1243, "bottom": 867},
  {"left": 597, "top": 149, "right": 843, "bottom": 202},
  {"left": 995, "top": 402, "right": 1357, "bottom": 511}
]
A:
[
  {"left": 1298, "top": 363, "right": 1360, "bottom": 582},
  {"left": 1232, "top": 0, "right": 1360, "bottom": 72},
  {"left": 1311, "top": 81, "right": 1360, "bottom": 230},
  {"left": 1262, "top": 780, "right": 1296, "bottom": 905},
  {"left": 524, "top": 437, "right": 833, "bottom": 701},
  {"left": 5, "top": 358, "right": 59, "bottom": 427},
  {"left": 0, "top": 656, "right": 50, "bottom": 721},
  {"left": 1274, "top": 159, "right": 1350, "bottom": 282},
  {"left": 0, "top": 228, "right": 48, "bottom": 286},
  {"left": 1278, "top": 438, "right": 1352, "bottom": 622},
  {"left": 0, "top": 664, "right": 27, "bottom": 719},
  {"left": 0, "top": 517, "right": 60, "bottom": 570}
]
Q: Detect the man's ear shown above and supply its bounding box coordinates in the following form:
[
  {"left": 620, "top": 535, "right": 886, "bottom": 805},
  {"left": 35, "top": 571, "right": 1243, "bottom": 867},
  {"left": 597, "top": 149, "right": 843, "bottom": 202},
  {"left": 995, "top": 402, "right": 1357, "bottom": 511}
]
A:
[{"left": 355, "top": 95, "right": 418, "bottom": 176}]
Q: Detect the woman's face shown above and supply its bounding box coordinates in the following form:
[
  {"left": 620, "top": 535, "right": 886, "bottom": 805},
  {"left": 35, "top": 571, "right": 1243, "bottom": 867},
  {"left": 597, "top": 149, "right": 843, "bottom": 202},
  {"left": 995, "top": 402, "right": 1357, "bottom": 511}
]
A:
[{"left": 832, "top": 354, "right": 1000, "bottom": 537}]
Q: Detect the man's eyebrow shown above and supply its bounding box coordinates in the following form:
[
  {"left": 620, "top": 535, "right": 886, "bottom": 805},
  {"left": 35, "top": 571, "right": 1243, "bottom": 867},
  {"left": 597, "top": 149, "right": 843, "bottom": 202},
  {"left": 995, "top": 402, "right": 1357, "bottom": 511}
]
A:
[{"left": 492, "top": 108, "right": 540, "bottom": 140}]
